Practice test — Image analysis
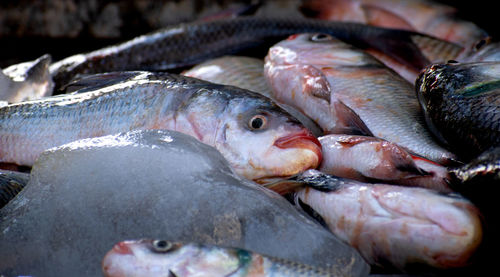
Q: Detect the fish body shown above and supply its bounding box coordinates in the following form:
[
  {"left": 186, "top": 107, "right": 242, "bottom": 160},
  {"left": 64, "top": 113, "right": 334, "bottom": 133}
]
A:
[
  {"left": 300, "top": 0, "right": 489, "bottom": 50},
  {"left": 183, "top": 55, "right": 322, "bottom": 136},
  {"left": 0, "top": 54, "right": 54, "bottom": 102},
  {"left": 318, "top": 134, "right": 451, "bottom": 192},
  {"left": 295, "top": 170, "right": 482, "bottom": 270},
  {"left": 48, "top": 16, "right": 461, "bottom": 90},
  {"left": 0, "top": 71, "right": 321, "bottom": 181},
  {"left": 264, "top": 33, "right": 455, "bottom": 164},
  {"left": 102, "top": 239, "right": 337, "bottom": 277},
  {"left": 416, "top": 62, "right": 500, "bottom": 158},
  {"left": 0, "top": 169, "right": 29, "bottom": 209}
]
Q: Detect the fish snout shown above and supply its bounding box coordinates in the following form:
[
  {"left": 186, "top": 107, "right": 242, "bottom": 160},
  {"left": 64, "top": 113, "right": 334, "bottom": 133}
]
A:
[
  {"left": 274, "top": 130, "right": 323, "bottom": 165},
  {"left": 112, "top": 241, "right": 133, "bottom": 255}
]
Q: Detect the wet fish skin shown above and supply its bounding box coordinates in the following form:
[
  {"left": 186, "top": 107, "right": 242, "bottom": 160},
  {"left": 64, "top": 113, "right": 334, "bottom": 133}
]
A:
[
  {"left": 318, "top": 134, "right": 452, "bottom": 192},
  {"left": 416, "top": 62, "right": 500, "bottom": 158},
  {"left": 102, "top": 239, "right": 337, "bottom": 277},
  {"left": 295, "top": 170, "right": 483, "bottom": 270},
  {"left": 0, "top": 71, "right": 321, "bottom": 181},
  {"left": 48, "top": 16, "right": 460, "bottom": 91},
  {"left": 0, "top": 170, "right": 29, "bottom": 209},
  {"left": 0, "top": 54, "right": 54, "bottom": 102},
  {"left": 183, "top": 55, "right": 323, "bottom": 137},
  {"left": 265, "top": 33, "right": 455, "bottom": 164}
]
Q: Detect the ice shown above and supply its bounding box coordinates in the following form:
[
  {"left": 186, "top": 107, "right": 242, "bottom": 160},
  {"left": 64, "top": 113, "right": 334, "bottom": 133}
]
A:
[{"left": 0, "top": 130, "right": 369, "bottom": 277}]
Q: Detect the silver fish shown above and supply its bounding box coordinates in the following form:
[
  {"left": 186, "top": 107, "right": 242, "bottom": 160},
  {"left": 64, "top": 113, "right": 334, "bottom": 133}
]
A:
[
  {"left": 102, "top": 239, "right": 339, "bottom": 277},
  {"left": 264, "top": 33, "right": 456, "bottom": 164},
  {"left": 0, "top": 71, "right": 321, "bottom": 181}
]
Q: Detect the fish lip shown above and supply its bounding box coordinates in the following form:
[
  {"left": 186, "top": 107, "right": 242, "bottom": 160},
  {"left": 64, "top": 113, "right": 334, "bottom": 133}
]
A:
[
  {"left": 274, "top": 130, "right": 322, "bottom": 164},
  {"left": 112, "top": 241, "right": 133, "bottom": 255}
]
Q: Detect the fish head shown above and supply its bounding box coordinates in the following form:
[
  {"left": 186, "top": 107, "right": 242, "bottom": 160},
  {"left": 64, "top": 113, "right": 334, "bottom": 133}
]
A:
[
  {"left": 102, "top": 239, "right": 240, "bottom": 276},
  {"left": 217, "top": 94, "right": 322, "bottom": 182},
  {"left": 266, "top": 33, "right": 377, "bottom": 68}
]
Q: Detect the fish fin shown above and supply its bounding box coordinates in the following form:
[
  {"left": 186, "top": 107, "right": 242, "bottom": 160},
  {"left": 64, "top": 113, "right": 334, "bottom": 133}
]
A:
[
  {"left": 61, "top": 71, "right": 145, "bottom": 94},
  {"left": 361, "top": 4, "right": 414, "bottom": 31},
  {"left": 336, "top": 135, "right": 380, "bottom": 147},
  {"left": 331, "top": 100, "right": 373, "bottom": 136},
  {"left": 295, "top": 196, "right": 329, "bottom": 229},
  {"left": 297, "top": 171, "right": 347, "bottom": 192},
  {"left": 168, "top": 270, "right": 178, "bottom": 277},
  {"left": 299, "top": 65, "right": 373, "bottom": 136},
  {"left": 262, "top": 178, "right": 305, "bottom": 195},
  {"left": 25, "top": 54, "right": 52, "bottom": 83}
]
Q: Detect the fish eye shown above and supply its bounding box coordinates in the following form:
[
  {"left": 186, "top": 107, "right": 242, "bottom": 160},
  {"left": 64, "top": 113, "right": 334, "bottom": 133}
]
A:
[
  {"left": 248, "top": 114, "right": 268, "bottom": 130},
  {"left": 152, "top": 240, "right": 173, "bottom": 253},
  {"left": 310, "top": 33, "right": 333, "bottom": 42}
]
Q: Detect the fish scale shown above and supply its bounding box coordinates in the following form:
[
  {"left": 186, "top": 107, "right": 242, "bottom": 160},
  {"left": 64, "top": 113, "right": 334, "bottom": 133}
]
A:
[{"left": 0, "top": 71, "right": 321, "bottom": 181}]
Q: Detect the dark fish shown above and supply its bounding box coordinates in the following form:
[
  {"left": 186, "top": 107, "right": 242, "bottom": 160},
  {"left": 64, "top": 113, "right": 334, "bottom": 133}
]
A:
[
  {"left": 0, "top": 170, "right": 29, "bottom": 209},
  {"left": 0, "top": 130, "right": 369, "bottom": 276},
  {"left": 416, "top": 61, "right": 500, "bottom": 158},
  {"left": 48, "top": 16, "right": 461, "bottom": 91},
  {"left": 0, "top": 71, "right": 321, "bottom": 182}
]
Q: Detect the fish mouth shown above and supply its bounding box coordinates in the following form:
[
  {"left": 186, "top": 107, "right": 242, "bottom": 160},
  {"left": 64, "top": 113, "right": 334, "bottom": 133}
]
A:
[
  {"left": 274, "top": 130, "right": 323, "bottom": 164},
  {"left": 112, "top": 241, "right": 133, "bottom": 255}
]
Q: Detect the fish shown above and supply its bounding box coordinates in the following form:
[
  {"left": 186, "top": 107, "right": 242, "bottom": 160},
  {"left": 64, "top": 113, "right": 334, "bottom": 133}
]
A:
[
  {"left": 48, "top": 16, "right": 462, "bottom": 91},
  {"left": 0, "top": 169, "right": 29, "bottom": 209},
  {"left": 300, "top": 0, "right": 489, "bottom": 51},
  {"left": 0, "top": 54, "right": 54, "bottom": 102},
  {"left": 0, "top": 130, "right": 369, "bottom": 276},
  {"left": 416, "top": 61, "right": 500, "bottom": 159},
  {"left": 0, "top": 71, "right": 321, "bottom": 181},
  {"left": 102, "top": 239, "right": 338, "bottom": 277},
  {"left": 318, "top": 134, "right": 452, "bottom": 192},
  {"left": 264, "top": 33, "right": 456, "bottom": 164},
  {"left": 294, "top": 170, "right": 483, "bottom": 270},
  {"left": 183, "top": 55, "right": 323, "bottom": 137}
]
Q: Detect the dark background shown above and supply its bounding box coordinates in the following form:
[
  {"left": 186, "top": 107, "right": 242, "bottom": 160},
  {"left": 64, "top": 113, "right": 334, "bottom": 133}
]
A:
[{"left": 0, "top": 0, "right": 497, "bottom": 68}]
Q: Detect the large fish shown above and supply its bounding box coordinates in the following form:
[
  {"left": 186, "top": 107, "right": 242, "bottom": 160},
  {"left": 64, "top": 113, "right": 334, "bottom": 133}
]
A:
[
  {"left": 183, "top": 55, "right": 322, "bottom": 136},
  {"left": 318, "top": 134, "right": 452, "bottom": 192},
  {"left": 416, "top": 61, "right": 500, "bottom": 158},
  {"left": 0, "top": 71, "right": 321, "bottom": 181},
  {"left": 0, "top": 54, "right": 54, "bottom": 102},
  {"left": 295, "top": 170, "right": 483, "bottom": 270},
  {"left": 102, "top": 239, "right": 337, "bottom": 277},
  {"left": 300, "top": 0, "right": 489, "bottom": 51},
  {"left": 264, "top": 33, "right": 456, "bottom": 164},
  {"left": 48, "top": 16, "right": 462, "bottom": 91}
]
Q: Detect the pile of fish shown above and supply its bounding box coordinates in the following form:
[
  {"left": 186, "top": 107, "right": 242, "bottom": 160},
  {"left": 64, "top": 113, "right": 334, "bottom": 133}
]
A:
[{"left": 0, "top": 0, "right": 499, "bottom": 276}]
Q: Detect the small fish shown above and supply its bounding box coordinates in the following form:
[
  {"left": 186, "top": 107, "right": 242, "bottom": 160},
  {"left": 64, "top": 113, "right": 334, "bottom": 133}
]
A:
[
  {"left": 183, "top": 55, "right": 322, "bottom": 136},
  {"left": 0, "top": 169, "right": 29, "bottom": 209},
  {"left": 0, "top": 71, "right": 321, "bottom": 181},
  {"left": 300, "top": 0, "right": 489, "bottom": 51},
  {"left": 318, "top": 134, "right": 452, "bottom": 192},
  {"left": 295, "top": 170, "right": 483, "bottom": 270},
  {"left": 0, "top": 54, "right": 54, "bottom": 103},
  {"left": 264, "top": 33, "right": 456, "bottom": 164},
  {"left": 102, "top": 239, "right": 338, "bottom": 277},
  {"left": 416, "top": 61, "right": 500, "bottom": 159},
  {"left": 48, "top": 16, "right": 461, "bottom": 91}
]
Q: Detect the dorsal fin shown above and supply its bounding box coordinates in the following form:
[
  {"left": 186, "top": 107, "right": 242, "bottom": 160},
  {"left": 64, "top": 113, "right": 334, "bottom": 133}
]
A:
[{"left": 61, "top": 71, "right": 145, "bottom": 94}]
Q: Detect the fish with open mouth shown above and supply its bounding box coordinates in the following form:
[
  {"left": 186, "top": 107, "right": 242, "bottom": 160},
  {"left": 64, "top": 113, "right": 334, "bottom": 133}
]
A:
[
  {"left": 416, "top": 61, "right": 500, "bottom": 159},
  {"left": 294, "top": 170, "right": 483, "bottom": 270},
  {"left": 264, "top": 33, "right": 456, "bottom": 164},
  {"left": 102, "top": 239, "right": 339, "bottom": 277},
  {"left": 0, "top": 71, "right": 321, "bottom": 181},
  {"left": 0, "top": 54, "right": 54, "bottom": 103}
]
